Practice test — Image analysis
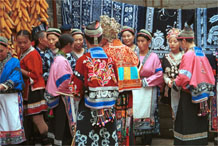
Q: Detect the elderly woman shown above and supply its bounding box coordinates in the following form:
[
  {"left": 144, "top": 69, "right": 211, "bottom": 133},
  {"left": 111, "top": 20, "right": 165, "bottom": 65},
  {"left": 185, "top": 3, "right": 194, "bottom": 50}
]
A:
[
  {"left": 121, "top": 26, "right": 139, "bottom": 53},
  {"left": 0, "top": 36, "right": 25, "bottom": 145},
  {"left": 134, "top": 29, "right": 163, "bottom": 145},
  {"left": 161, "top": 28, "right": 183, "bottom": 118}
]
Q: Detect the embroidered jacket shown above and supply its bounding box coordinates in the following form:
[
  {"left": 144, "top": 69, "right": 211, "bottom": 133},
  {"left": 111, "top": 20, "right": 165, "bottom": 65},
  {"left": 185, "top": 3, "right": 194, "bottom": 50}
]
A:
[
  {"left": 72, "top": 47, "right": 119, "bottom": 109},
  {"left": 174, "top": 47, "right": 215, "bottom": 103},
  {"left": 20, "top": 46, "right": 45, "bottom": 100},
  {"left": 103, "top": 39, "right": 141, "bottom": 92}
]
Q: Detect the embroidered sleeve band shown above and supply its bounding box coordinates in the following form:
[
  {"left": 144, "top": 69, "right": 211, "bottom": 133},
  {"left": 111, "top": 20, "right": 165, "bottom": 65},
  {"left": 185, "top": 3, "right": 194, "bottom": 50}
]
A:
[
  {"left": 142, "top": 78, "right": 148, "bottom": 87},
  {"left": 56, "top": 74, "right": 71, "bottom": 88},
  {"left": 155, "top": 68, "right": 163, "bottom": 73},
  {"left": 74, "top": 70, "right": 84, "bottom": 81},
  {"left": 4, "top": 80, "right": 14, "bottom": 90},
  {"left": 179, "top": 69, "right": 192, "bottom": 79}
]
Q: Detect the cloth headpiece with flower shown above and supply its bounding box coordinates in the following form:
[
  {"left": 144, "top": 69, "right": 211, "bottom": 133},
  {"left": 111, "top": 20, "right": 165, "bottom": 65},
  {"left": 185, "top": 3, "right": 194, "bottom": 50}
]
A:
[{"left": 166, "top": 28, "right": 180, "bottom": 40}]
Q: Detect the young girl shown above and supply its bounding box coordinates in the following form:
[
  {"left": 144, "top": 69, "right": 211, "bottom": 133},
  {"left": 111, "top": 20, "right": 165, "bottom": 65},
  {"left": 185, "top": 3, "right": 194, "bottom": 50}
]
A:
[{"left": 17, "top": 30, "right": 49, "bottom": 144}]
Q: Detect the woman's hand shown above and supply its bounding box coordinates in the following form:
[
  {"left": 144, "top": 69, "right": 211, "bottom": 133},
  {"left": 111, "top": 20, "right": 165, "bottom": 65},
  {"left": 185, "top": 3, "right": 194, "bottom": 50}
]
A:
[
  {"left": 168, "top": 80, "right": 173, "bottom": 88},
  {"left": 21, "top": 69, "right": 30, "bottom": 77},
  {"left": 0, "top": 84, "right": 6, "bottom": 91}
]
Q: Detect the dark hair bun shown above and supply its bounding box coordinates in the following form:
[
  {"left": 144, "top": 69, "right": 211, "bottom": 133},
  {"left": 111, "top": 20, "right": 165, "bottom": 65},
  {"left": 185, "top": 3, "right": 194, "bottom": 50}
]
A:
[{"left": 57, "top": 34, "right": 74, "bottom": 49}]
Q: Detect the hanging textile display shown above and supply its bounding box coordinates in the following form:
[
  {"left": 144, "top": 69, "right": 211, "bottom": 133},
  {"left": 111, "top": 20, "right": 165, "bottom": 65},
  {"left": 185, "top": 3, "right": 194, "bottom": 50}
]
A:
[
  {"left": 61, "top": 0, "right": 73, "bottom": 25},
  {"left": 68, "top": 0, "right": 138, "bottom": 30},
  {"left": 61, "top": 0, "right": 218, "bottom": 57}
]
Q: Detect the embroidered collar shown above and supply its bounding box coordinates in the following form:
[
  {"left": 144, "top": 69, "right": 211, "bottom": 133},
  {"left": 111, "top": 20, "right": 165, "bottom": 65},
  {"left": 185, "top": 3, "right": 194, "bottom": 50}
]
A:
[
  {"left": 56, "top": 50, "right": 67, "bottom": 58},
  {"left": 35, "top": 47, "right": 45, "bottom": 54},
  {"left": 166, "top": 51, "right": 183, "bottom": 66},
  {"left": 89, "top": 47, "right": 108, "bottom": 59},
  {"left": 20, "top": 46, "right": 35, "bottom": 60}
]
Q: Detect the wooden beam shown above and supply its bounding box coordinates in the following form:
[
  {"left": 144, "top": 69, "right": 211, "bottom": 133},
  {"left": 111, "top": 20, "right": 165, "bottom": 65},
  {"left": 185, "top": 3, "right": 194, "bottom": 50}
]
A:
[{"left": 52, "top": 0, "right": 57, "bottom": 28}]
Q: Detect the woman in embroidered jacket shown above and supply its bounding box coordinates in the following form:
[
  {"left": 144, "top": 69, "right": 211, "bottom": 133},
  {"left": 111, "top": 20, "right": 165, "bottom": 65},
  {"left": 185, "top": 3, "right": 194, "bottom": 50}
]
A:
[
  {"left": 45, "top": 34, "right": 75, "bottom": 145},
  {"left": 161, "top": 28, "right": 183, "bottom": 119},
  {"left": 169, "top": 26, "right": 215, "bottom": 145},
  {"left": 134, "top": 29, "right": 163, "bottom": 145},
  {"left": 100, "top": 15, "right": 141, "bottom": 145},
  {"left": 71, "top": 21, "right": 119, "bottom": 145},
  {"left": 0, "top": 36, "right": 25, "bottom": 145},
  {"left": 17, "top": 30, "right": 48, "bottom": 144}
]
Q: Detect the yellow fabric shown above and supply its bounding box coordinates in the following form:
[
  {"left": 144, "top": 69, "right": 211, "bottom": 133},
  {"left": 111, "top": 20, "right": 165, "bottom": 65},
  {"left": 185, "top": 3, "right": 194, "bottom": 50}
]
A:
[{"left": 124, "top": 67, "right": 131, "bottom": 80}]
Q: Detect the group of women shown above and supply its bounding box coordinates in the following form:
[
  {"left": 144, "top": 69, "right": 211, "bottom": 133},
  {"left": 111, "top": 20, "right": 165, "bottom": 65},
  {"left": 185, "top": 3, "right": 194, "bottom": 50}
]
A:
[{"left": 0, "top": 14, "right": 216, "bottom": 146}]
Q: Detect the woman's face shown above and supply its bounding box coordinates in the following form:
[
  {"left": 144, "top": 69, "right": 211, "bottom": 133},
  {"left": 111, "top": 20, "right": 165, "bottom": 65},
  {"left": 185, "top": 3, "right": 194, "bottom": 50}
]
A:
[
  {"left": 122, "top": 31, "right": 134, "bottom": 46},
  {"left": 0, "top": 44, "right": 8, "bottom": 61},
  {"left": 16, "top": 35, "right": 31, "bottom": 52},
  {"left": 47, "top": 34, "right": 59, "bottom": 50},
  {"left": 73, "top": 34, "right": 83, "bottom": 51},
  {"left": 168, "top": 37, "right": 180, "bottom": 53},
  {"left": 39, "top": 32, "right": 49, "bottom": 49},
  {"left": 137, "top": 36, "right": 150, "bottom": 52}
]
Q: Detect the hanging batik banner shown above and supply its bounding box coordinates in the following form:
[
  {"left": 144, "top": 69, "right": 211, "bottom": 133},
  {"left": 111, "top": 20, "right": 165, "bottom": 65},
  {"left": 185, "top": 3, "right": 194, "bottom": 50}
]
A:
[
  {"left": 196, "top": 7, "right": 218, "bottom": 52},
  {"left": 68, "top": 0, "right": 138, "bottom": 31},
  {"left": 61, "top": 0, "right": 218, "bottom": 57}
]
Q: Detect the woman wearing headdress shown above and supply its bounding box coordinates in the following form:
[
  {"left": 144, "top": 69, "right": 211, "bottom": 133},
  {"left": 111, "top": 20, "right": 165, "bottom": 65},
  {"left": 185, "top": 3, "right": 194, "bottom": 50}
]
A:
[
  {"left": 0, "top": 36, "right": 25, "bottom": 145},
  {"left": 169, "top": 26, "right": 215, "bottom": 145},
  {"left": 43, "top": 28, "right": 61, "bottom": 81},
  {"left": 100, "top": 15, "right": 141, "bottom": 145},
  {"left": 45, "top": 34, "right": 75, "bottom": 145},
  {"left": 161, "top": 28, "right": 183, "bottom": 119},
  {"left": 71, "top": 28, "right": 85, "bottom": 59},
  {"left": 65, "top": 28, "right": 85, "bottom": 71},
  {"left": 121, "top": 25, "right": 139, "bottom": 54},
  {"left": 71, "top": 21, "right": 119, "bottom": 145},
  {"left": 134, "top": 29, "right": 163, "bottom": 145}
]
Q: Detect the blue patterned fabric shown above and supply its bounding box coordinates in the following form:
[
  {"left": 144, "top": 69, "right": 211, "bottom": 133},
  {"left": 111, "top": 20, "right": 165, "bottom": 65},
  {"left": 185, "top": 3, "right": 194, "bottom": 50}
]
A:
[
  {"left": 89, "top": 47, "right": 108, "bottom": 59},
  {"left": 62, "top": 0, "right": 218, "bottom": 57},
  {"left": 0, "top": 55, "right": 24, "bottom": 91},
  {"left": 66, "top": 53, "right": 77, "bottom": 71},
  {"left": 43, "top": 49, "right": 55, "bottom": 82}
]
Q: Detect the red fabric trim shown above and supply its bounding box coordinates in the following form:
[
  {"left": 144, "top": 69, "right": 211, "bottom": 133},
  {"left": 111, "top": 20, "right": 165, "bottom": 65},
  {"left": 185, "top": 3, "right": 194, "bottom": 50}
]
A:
[
  {"left": 177, "top": 37, "right": 194, "bottom": 39},
  {"left": 121, "top": 28, "right": 134, "bottom": 34},
  {"left": 137, "top": 32, "right": 152, "bottom": 40},
  {"left": 25, "top": 104, "right": 48, "bottom": 115},
  {"left": 213, "top": 69, "right": 216, "bottom": 76}
]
